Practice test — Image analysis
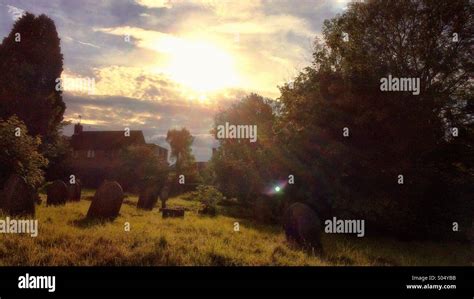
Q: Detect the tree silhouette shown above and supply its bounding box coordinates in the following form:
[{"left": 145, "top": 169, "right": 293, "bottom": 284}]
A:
[
  {"left": 277, "top": 0, "right": 473, "bottom": 239},
  {"left": 0, "top": 13, "right": 65, "bottom": 139},
  {"left": 210, "top": 93, "right": 281, "bottom": 205},
  {"left": 166, "top": 128, "right": 194, "bottom": 172}
]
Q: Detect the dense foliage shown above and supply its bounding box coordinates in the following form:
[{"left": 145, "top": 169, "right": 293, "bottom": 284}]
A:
[
  {"left": 116, "top": 145, "right": 169, "bottom": 192},
  {"left": 0, "top": 116, "right": 48, "bottom": 189},
  {"left": 0, "top": 13, "right": 65, "bottom": 139},
  {"left": 210, "top": 94, "right": 285, "bottom": 205},
  {"left": 0, "top": 13, "right": 67, "bottom": 185},
  {"left": 183, "top": 185, "right": 225, "bottom": 216},
  {"left": 211, "top": 0, "right": 473, "bottom": 240},
  {"left": 276, "top": 0, "right": 473, "bottom": 239}
]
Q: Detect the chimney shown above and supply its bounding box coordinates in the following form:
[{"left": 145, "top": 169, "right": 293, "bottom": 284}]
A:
[{"left": 74, "top": 123, "right": 83, "bottom": 135}]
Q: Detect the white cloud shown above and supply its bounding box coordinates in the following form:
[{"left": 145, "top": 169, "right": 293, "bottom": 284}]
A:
[
  {"left": 6, "top": 4, "right": 26, "bottom": 21},
  {"left": 135, "top": 0, "right": 172, "bottom": 9},
  {"left": 63, "top": 35, "right": 101, "bottom": 49}
]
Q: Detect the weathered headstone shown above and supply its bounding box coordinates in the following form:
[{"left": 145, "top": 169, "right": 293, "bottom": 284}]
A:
[
  {"left": 198, "top": 205, "right": 217, "bottom": 216},
  {"left": 161, "top": 208, "right": 184, "bottom": 218},
  {"left": 160, "top": 186, "right": 169, "bottom": 209},
  {"left": 283, "top": 202, "right": 322, "bottom": 252},
  {"left": 87, "top": 180, "right": 124, "bottom": 220},
  {"left": 47, "top": 180, "right": 68, "bottom": 206},
  {"left": 67, "top": 179, "right": 82, "bottom": 202},
  {"left": 0, "top": 174, "right": 35, "bottom": 216},
  {"left": 137, "top": 186, "right": 158, "bottom": 210}
]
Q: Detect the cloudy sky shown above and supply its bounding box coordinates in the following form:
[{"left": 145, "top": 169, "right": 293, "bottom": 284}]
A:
[{"left": 0, "top": 0, "right": 348, "bottom": 161}]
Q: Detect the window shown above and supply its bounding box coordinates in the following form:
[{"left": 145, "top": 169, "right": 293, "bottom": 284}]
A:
[{"left": 87, "top": 150, "right": 95, "bottom": 158}]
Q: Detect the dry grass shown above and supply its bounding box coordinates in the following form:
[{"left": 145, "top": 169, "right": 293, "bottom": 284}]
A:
[{"left": 0, "top": 190, "right": 470, "bottom": 266}]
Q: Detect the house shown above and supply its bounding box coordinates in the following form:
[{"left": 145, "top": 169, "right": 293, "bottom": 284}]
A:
[
  {"left": 145, "top": 143, "right": 169, "bottom": 161},
  {"left": 69, "top": 123, "right": 168, "bottom": 187}
]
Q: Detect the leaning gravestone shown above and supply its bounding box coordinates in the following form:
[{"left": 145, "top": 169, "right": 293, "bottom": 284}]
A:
[
  {"left": 283, "top": 202, "right": 322, "bottom": 252},
  {"left": 67, "top": 179, "right": 82, "bottom": 202},
  {"left": 137, "top": 186, "right": 158, "bottom": 210},
  {"left": 0, "top": 174, "right": 35, "bottom": 216},
  {"left": 87, "top": 180, "right": 124, "bottom": 220},
  {"left": 47, "top": 180, "right": 68, "bottom": 206}
]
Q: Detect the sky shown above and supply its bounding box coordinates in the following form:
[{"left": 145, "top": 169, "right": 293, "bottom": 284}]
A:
[{"left": 0, "top": 0, "right": 349, "bottom": 161}]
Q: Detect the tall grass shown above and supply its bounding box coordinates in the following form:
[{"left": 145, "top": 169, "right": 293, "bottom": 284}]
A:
[{"left": 0, "top": 190, "right": 470, "bottom": 266}]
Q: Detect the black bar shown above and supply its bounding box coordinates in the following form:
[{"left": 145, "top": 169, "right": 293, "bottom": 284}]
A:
[{"left": 0, "top": 267, "right": 472, "bottom": 298}]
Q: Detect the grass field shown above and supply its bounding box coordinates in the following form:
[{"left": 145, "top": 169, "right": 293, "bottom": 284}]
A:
[{"left": 0, "top": 189, "right": 470, "bottom": 266}]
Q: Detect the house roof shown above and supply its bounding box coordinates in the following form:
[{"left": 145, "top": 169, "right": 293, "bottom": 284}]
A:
[
  {"left": 146, "top": 143, "right": 168, "bottom": 153},
  {"left": 70, "top": 130, "right": 146, "bottom": 150}
]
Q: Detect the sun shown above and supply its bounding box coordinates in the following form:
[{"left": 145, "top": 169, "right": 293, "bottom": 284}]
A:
[{"left": 162, "top": 39, "right": 240, "bottom": 93}]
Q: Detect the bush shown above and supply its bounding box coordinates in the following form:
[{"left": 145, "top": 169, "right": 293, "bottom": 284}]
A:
[
  {"left": 184, "top": 185, "right": 224, "bottom": 216},
  {"left": 0, "top": 116, "right": 48, "bottom": 189}
]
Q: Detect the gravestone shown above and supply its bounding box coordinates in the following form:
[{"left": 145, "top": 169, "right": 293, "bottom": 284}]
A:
[
  {"left": 161, "top": 208, "right": 184, "bottom": 218},
  {"left": 67, "top": 179, "right": 82, "bottom": 202},
  {"left": 0, "top": 174, "right": 35, "bottom": 216},
  {"left": 198, "top": 205, "right": 217, "bottom": 216},
  {"left": 160, "top": 186, "right": 169, "bottom": 209},
  {"left": 47, "top": 180, "right": 68, "bottom": 206},
  {"left": 137, "top": 186, "right": 158, "bottom": 210},
  {"left": 87, "top": 180, "right": 124, "bottom": 220},
  {"left": 283, "top": 202, "right": 322, "bottom": 252}
]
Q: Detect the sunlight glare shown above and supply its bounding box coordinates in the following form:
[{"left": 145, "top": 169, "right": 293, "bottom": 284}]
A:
[{"left": 157, "top": 37, "right": 240, "bottom": 93}]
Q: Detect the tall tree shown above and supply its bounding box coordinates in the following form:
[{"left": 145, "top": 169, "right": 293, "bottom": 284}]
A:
[
  {"left": 277, "top": 0, "right": 473, "bottom": 239},
  {"left": 166, "top": 128, "right": 200, "bottom": 193},
  {"left": 0, "top": 13, "right": 66, "bottom": 181},
  {"left": 210, "top": 93, "right": 284, "bottom": 205},
  {"left": 0, "top": 13, "right": 65, "bottom": 140},
  {"left": 166, "top": 128, "right": 195, "bottom": 172}
]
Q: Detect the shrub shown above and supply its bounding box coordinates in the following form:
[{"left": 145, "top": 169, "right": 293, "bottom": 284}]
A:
[
  {"left": 185, "top": 185, "right": 224, "bottom": 216},
  {"left": 0, "top": 116, "right": 48, "bottom": 189}
]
